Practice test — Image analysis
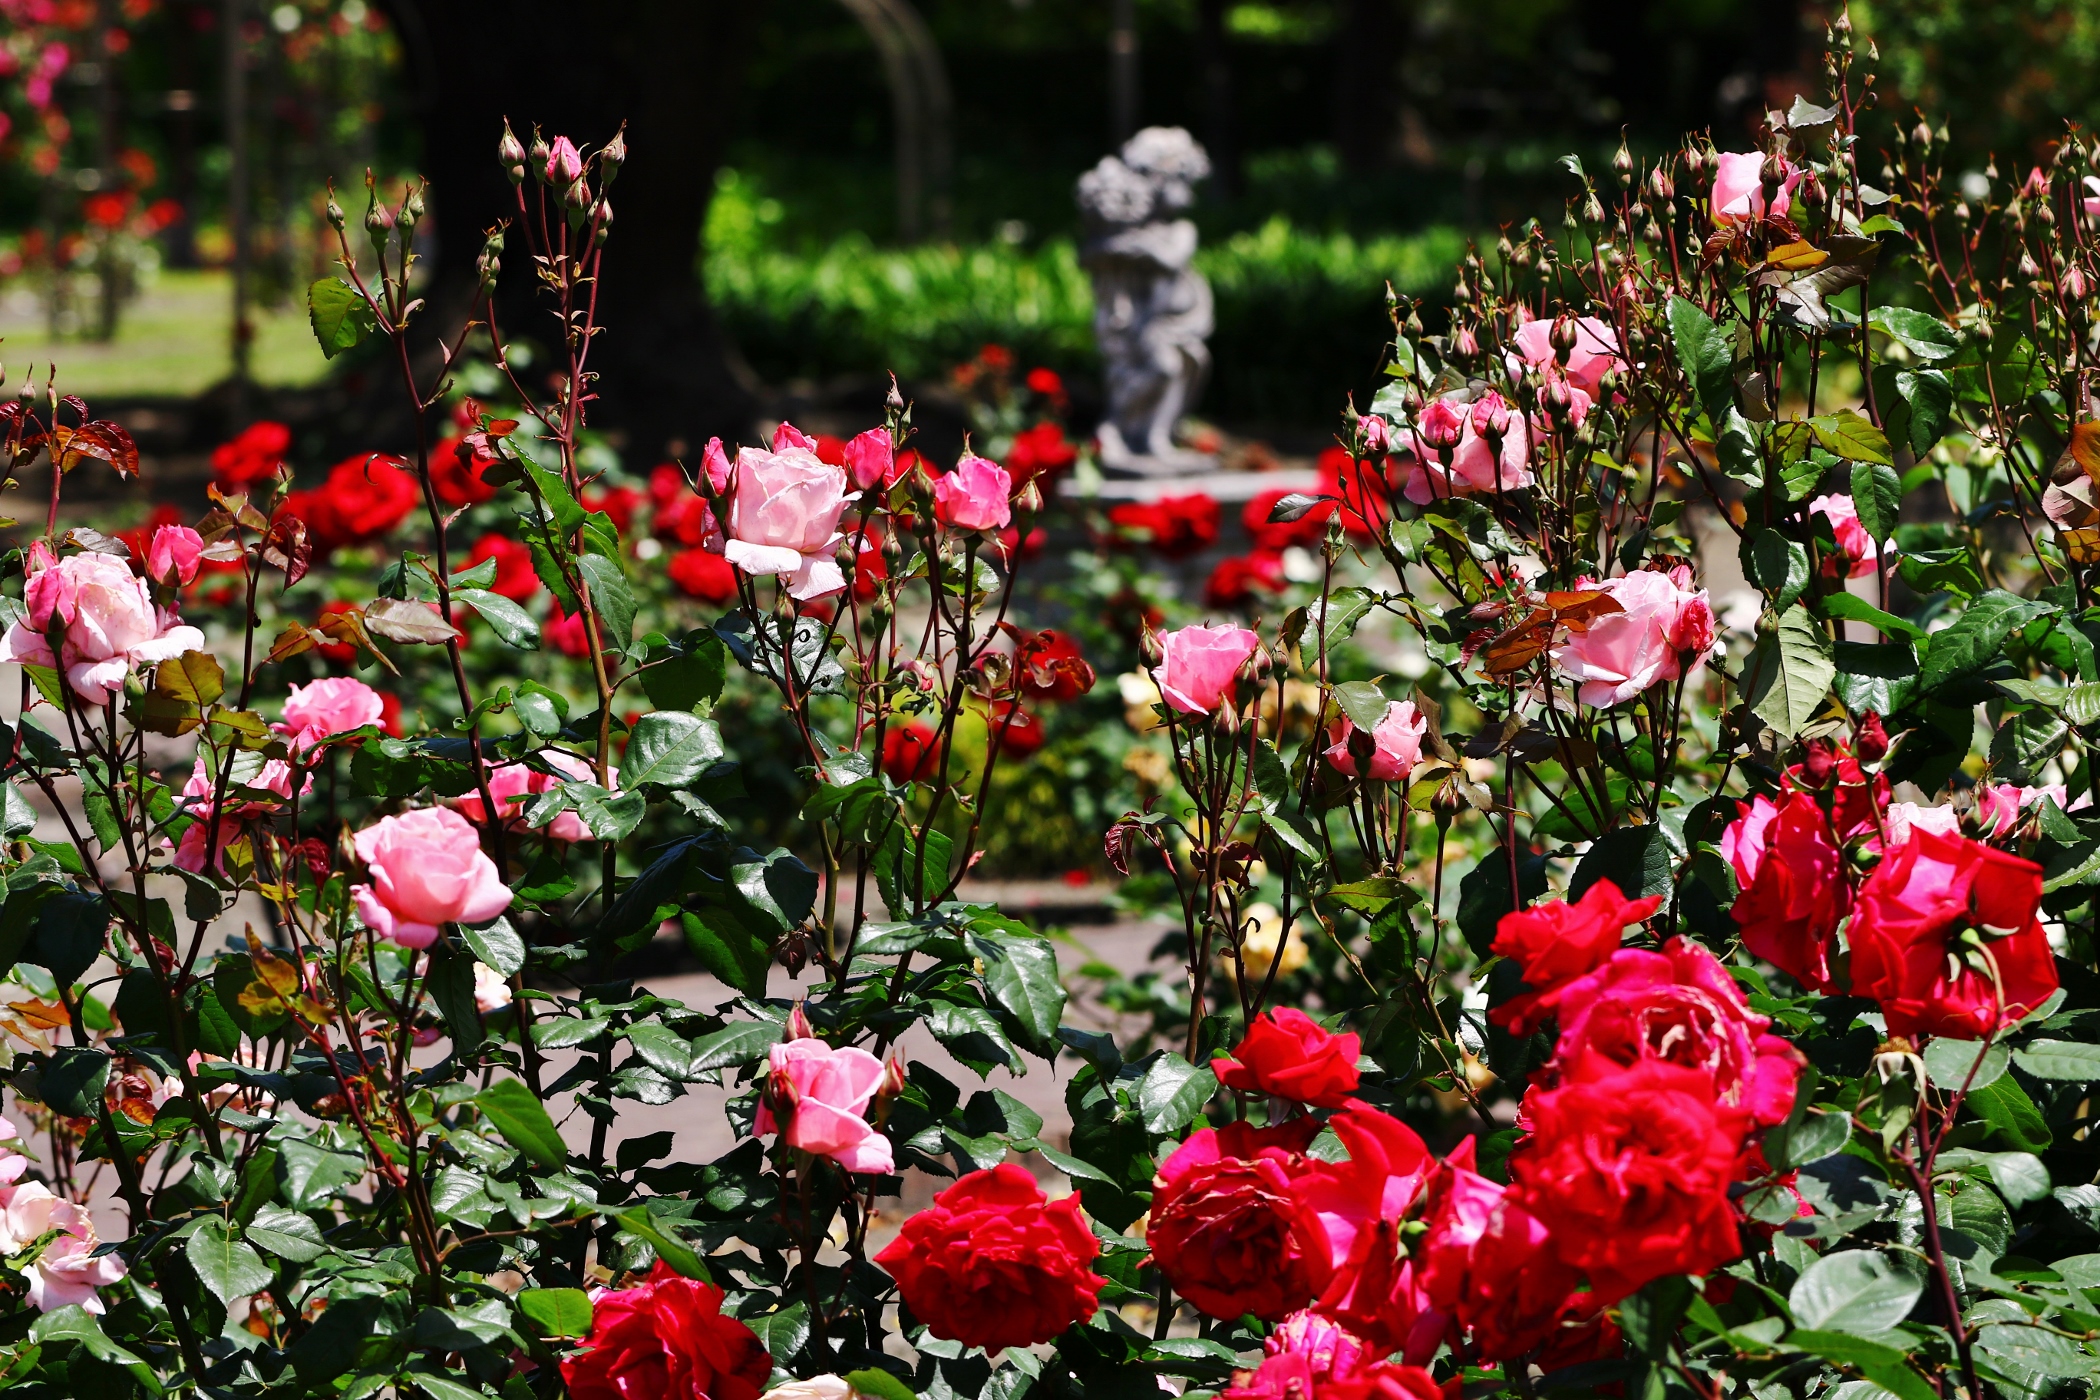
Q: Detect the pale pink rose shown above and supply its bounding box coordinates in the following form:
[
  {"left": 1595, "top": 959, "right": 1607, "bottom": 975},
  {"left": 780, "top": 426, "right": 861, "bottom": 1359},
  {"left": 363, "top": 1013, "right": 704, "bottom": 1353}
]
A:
[
  {"left": 1323, "top": 700, "right": 1429, "bottom": 781},
  {"left": 772, "top": 421, "right": 819, "bottom": 453},
  {"left": 473, "top": 961, "right": 512, "bottom": 1015},
  {"left": 1153, "top": 622, "right": 1262, "bottom": 716},
  {"left": 350, "top": 806, "right": 512, "bottom": 950},
  {"left": 1404, "top": 393, "right": 1533, "bottom": 504},
  {"left": 277, "top": 676, "right": 385, "bottom": 752},
  {"left": 1551, "top": 565, "right": 1712, "bottom": 707},
  {"left": 754, "top": 1037, "right": 894, "bottom": 1173},
  {"left": 1711, "top": 151, "right": 1803, "bottom": 223},
  {"left": 932, "top": 454, "right": 1012, "bottom": 532},
  {"left": 1975, "top": 782, "right": 2090, "bottom": 837},
  {"left": 1884, "top": 801, "right": 1961, "bottom": 847},
  {"left": 843, "top": 428, "right": 894, "bottom": 490},
  {"left": 1810, "top": 493, "right": 1883, "bottom": 579},
  {"left": 0, "top": 1186, "right": 125, "bottom": 1314},
  {"left": 0, "top": 549, "right": 206, "bottom": 701},
  {"left": 545, "top": 135, "right": 582, "bottom": 185},
  {"left": 714, "top": 446, "right": 854, "bottom": 601},
  {"left": 145, "top": 524, "right": 204, "bottom": 586},
  {"left": 701, "top": 436, "right": 732, "bottom": 493},
  {"left": 1511, "top": 315, "right": 1624, "bottom": 401},
  {"left": 1360, "top": 415, "right": 1391, "bottom": 453},
  {"left": 2083, "top": 176, "right": 2100, "bottom": 223},
  {"left": 446, "top": 750, "right": 611, "bottom": 843},
  {"left": 172, "top": 754, "right": 307, "bottom": 873}
]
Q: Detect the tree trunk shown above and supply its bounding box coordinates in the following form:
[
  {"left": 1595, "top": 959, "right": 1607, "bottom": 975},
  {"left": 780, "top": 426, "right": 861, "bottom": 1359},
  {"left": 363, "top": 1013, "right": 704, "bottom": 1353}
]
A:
[{"left": 378, "top": 0, "right": 761, "bottom": 457}]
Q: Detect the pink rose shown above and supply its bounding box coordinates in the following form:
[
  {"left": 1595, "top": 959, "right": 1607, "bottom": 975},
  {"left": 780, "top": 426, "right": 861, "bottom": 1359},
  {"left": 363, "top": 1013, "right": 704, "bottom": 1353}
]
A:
[
  {"left": 447, "top": 750, "right": 612, "bottom": 843},
  {"left": 1809, "top": 493, "right": 1882, "bottom": 579},
  {"left": 145, "top": 524, "right": 204, "bottom": 586},
  {"left": 1711, "top": 151, "right": 1803, "bottom": 223},
  {"left": 545, "top": 135, "right": 582, "bottom": 185},
  {"left": 1403, "top": 393, "right": 1533, "bottom": 504},
  {"left": 350, "top": 806, "right": 512, "bottom": 950},
  {"left": 714, "top": 445, "right": 854, "bottom": 601},
  {"left": 0, "top": 1186, "right": 125, "bottom": 1314},
  {"left": 772, "top": 421, "right": 819, "bottom": 453},
  {"left": 171, "top": 754, "right": 309, "bottom": 873},
  {"left": 754, "top": 1036, "right": 895, "bottom": 1173},
  {"left": 1974, "top": 781, "right": 2089, "bottom": 838},
  {"left": 1550, "top": 565, "right": 1711, "bottom": 707},
  {"left": 1885, "top": 800, "right": 1961, "bottom": 846},
  {"left": 932, "top": 454, "right": 1013, "bottom": 532},
  {"left": 2084, "top": 176, "right": 2100, "bottom": 223},
  {"left": 1511, "top": 315, "right": 1623, "bottom": 402},
  {"left": 1414, "top": 397, "right": 1464, "bottom": 452},
  {"left": 277, "top": 676, "right": 385, "bottom": 752},
  {"left": 1154, "top": 622, "right": 1263, "bottom": 716},
  {"left": 844, "top": 428, "right": 894, "bottom": 490},
  {"left": 0, "top": 549, "right": 206, "bottom": 701},
  {"left": 701, "top": 436, "right": 732, "bottom": 493},
  {"left": 1323, "top": 700, "right": 1429, "bottom": 781},
  {"left": 1361, "top": 415, "right": 1391, "bottom": 453}
]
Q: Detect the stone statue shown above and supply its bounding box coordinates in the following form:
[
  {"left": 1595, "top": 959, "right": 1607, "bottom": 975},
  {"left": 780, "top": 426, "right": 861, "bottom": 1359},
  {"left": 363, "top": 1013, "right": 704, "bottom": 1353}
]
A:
[{"left": 1077, "top": 127, "right": 1216, "bottom": 476}]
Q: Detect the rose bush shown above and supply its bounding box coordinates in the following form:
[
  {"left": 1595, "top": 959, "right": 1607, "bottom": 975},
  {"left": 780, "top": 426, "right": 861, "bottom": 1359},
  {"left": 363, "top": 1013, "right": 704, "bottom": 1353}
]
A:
[{"left": 0, "top": 31, "right": 2098, "bottom": 1400}]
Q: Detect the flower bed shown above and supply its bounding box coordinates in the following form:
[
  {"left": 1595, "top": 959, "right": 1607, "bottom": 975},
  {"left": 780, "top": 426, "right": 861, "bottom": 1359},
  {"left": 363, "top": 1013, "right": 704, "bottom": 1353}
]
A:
[{"left": 0, "top": 26, "right": 2096, "bottom": 1400}]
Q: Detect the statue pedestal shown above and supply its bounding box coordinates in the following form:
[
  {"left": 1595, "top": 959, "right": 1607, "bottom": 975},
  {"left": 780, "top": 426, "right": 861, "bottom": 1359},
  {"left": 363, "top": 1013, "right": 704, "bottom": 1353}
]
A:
[
  {"left": 1094, "top": 424, "right": 1218, "bottom": 479},
  {"left": 1068, "top": 466, "right": 1322, "bottom": 504}
]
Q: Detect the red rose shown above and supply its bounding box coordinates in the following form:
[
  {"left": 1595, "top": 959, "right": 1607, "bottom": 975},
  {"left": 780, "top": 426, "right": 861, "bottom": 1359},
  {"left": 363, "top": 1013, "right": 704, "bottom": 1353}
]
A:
[
  {"left": 545, "top": 601, "right": 600, "bottom": 659},
  {"left": 1304, "top": 1108, "right": 1441, "bottom": 1357},
  {"left": 465, "top": 534, "right": 540, "bottom": 602},
  {"left": 874, "top": 1163, "right": 1105, "bottom": 1353},
  {"left": 1489, "top": 879, "right": 1662, "bottom": 1034},
  {"left": 1006, "top": 421, "right": 1077, "bottom": 484},
  {"left": 1547, "top": 938, "right": 1805, "bottom": 1129},
  {"left": 1322, "top": 1363, "right": 1447, "bottom": 1400},
  {"left": 1847, "top": 828, "right": 2058, "bottom": 1040},
  {"left": 1109, "top": 493, "right": 1220, "bottom": 558},
  {"left": 1531, "top": 1291, "right": 1623, "bottom": 1373},
  {"left": 881, "top": 722, "right": 937, "bottom": 783},
  {"left": 1205, "top": 551, "right": 1288, "bottom": 609},
  {"left": 1416, "top": 1137, "right": 1579, "bottom": 1364},
  {"left": 430, "top": 435, "right": 497, "bottom": 506},
  {"left": 1015, "top": 629, "right": 1096, "bottom": 703},
  {"left": 584, "top": 484, "right": 644, "bottom": 539},
  {"left": 559, "top": 1261, "right": 771, "bottom": 1400},
  {"left": 988, "top": 700, "right": 1043, "bottom": 757},
  {"left": 1510, "top": 1060, "right": 1746, "bottom": 1303},
  {"left": 1318, "top": 448, "right": 1386, "bottom": 542},
  {"left": 1723, "top": 791, "right": 1848, "bottom": 991},
  {"left": 1244, "top": 489, "right": 1332, "bottom": 552},
  {"left": 212, "top": 420, "right": 290, "bottom": 488},
  {"left": 1214, "top": 1008, "right": 1361, "bottom": 1108},
  {"left": 1149, "top": 1118, "right": 1333, "bottom": 1322},
  {"left": 669, "top": 548, "right": 739, "bottom": 603},
  {"left": 306, "top": 453, "right": 418, "bottom": 551}
]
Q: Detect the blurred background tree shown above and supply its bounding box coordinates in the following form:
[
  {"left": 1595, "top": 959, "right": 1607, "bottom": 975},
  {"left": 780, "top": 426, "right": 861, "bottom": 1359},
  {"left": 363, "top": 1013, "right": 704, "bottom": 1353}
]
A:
[{"left": 0, "top": 0, "right": 2092, "bottom": 454}]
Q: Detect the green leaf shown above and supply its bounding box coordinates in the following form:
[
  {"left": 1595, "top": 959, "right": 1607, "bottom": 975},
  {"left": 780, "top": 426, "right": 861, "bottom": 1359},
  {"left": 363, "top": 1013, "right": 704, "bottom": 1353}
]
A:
[
  {"left": 1819, "top": 591, "right": 1925, "bottom": 641},
  {"left": 1869, "top": 305, "right": 1964, "bottom": 362},
  {"left": 1849, "top": 460, "right": 1902, "bottom": 544},
  {"left": 425, "top": 944, "right": 485, "bottom": 1055},
  {"left": 576, "top": 553, "right": 636, "bottom": 660},
  {"left": 746, "top": 1303, "right": 809, "bottom": 1365},
  {"left": 1923, "top": 1037, "right": 2009, "bottom": 1089},
  {"left": 845, "top": 1369, "right": 918, "bottom": 1400},
  {"left": 453, "top": 588, "right": 540, "bottom": 651},
  {"left": 639, "top": 632, "right": 730, "bottom": 713},
  {"left": 1745, "top": 528, "right": 1810, "bottom": 610},
  {"left": 476, "top": 1077, "right": 567, "bottom": 1169},
  {"left": 688, "top": 1019, "right": 785, "bottom": 1072},
  {"left": 308, "top": 277, "right": 377, "bottom": 358},
  {"left": 1768, "top": 1107, "right": 1850, "bottom": 1170},
  {"left": 1977, "top": 1324, "right": 2098, "bottom": 1379},
  {"left": 1743, "top": 603, "right": 1836, "bottom": 740},
  {"left": 1570, "top": 824, "right": 1677, "bottom": 902},
  {"left": 971, "top": 928, "right": 1067, "bottom": 1058},
  {"left": 682, "top": 907, "right": 772, "bottom": 999},
  {"left": 1668, "top": 296, "right": 1733, "bottom": 420},
  {"left": 462, "top": 916, "right": 526, "bottom": 979},
  {"left": 613, "top": 1207, "right": 710, "bottom": 1279},
  {"left": 622, "top": 711, "right": 725, "bottom": 790},
  {"left": 246, "top": 1204, "right": 328, "bottom": 1262},
  {"left": 1810, "top": 409, "right": 1894, "bottom": 465},
  {"left": 1918, "top": 591, "right": 2058, "bottom": 693},
  {"left": 517, "top": 1287, "right": 593, "bottom": 1339},
  {"left": 1788, "top": 1249, "right": 1924, "bottom": 1333},
  {"left": 186, "top": 1216, "right": 275, "bottom": 1303},
  {"left": 1967, "top": 1074, "right": 2052, "bottom": 1151},
  {"left": 2012, "top": 1039, "right": 2100, "bottom": 1082},
  {"left": 1137, "top": 1053, "right": 1216, "bottom": 1135},
  {"left": 39, "top": 1047, "right": 110, "bottom": 1118},
  {"left": 33, "top": 891, "right": 110, "bottom": 987},
  {"left": 1323, "top": 877, "right": 1422, "bottom": 919}
]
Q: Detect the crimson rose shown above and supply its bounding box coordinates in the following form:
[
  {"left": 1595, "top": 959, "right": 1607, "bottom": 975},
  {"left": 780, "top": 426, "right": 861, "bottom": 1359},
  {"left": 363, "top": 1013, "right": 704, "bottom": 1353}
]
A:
[
  {"left": 874, "top": 1163, "right": 1104, "bottom": 1353},
  {"left": 559, "top": 1262, "right": 772, "bottom": 1400},
  {"left": 1149, "top": 1118, "right": 1332, "bottom": 1322},
  {"left": 1214, "top": 1008, "right": 1362, "bottom": 1108},
  {"left": 1490, "top": 878, "right": 1662, "bottom": 1033}
]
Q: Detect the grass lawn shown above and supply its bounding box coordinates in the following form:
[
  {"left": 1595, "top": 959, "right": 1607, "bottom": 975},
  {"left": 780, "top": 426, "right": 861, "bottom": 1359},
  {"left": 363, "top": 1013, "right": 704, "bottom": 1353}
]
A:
[{"left": 0, "top": 269, "right": 332, "bottom": 401}]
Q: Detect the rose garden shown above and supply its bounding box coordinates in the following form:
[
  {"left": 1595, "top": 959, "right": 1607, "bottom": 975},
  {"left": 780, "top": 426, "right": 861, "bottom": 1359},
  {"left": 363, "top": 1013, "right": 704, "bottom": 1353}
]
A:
[{"left": 1, "top": 5, "right": 2099, "bottom": 1400}]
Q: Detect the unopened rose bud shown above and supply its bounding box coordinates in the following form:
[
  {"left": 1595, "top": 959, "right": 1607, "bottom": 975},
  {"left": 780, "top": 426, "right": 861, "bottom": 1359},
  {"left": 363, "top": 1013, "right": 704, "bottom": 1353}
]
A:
[
  {"left": 399, "top": 187, "right": 424, "bottom": 232},
  {"left": 499, "top": 123, "right": 527, "bottom": 183},
  {"left": 1015, "top": 479, "right": 1043, "bottom": 514},
  {"left": 2020, "top": 251, "right": 2043, "bottom": 281},
  {"left": 365, "top": 200, "right": 393, "bottom": 237},
  {"left": 1613, "top": 139, "right": 1634, "bottom": 186},
  {"left": 1495, "top": 233, "right": 1515, "bottom": 266},
  {"left": 545, "top": 135, "right": 583, "bottom": 186},
  {"left": 785, "top": 1002, "right": 814, "bottom": 1041},
  {"left": 601, "top": 129, "right": 627, "bottom": 186},
  {"left": 880, "top": 1055, "right": 907, "bottom": 1100},
  {"left": 1801, "top": 739, "right": 1837, "bottom": 786},
  {"left": 886, "top": 374, "right": 906, "bottom": 414},
  {"left": 1452, "top": 325, "right": 1480, "bottom": 360},
  {"left": 1648, "top": 165, "right": 1674, "bottom": 201},
  {"left": 1581, "top": 191, "right": 1606, "bottom": 227},
  {"left": 1470, "top": 391, "right": 1512, "bottom": 441},
  {"left": 2067, "top": 265, "right": 2090, "bottom": 302},
  {"left": 1417, "top": 397, "right": 1465, "bottom": 452},
  {"left": 564, "top": 178, "right": 590, "bottom": 221},
  {"left": 1361, "top": 414, "right": 1391, "bottom": 454},
  {"left": 1549, "top": 314, "right": 1579, "bottom": 362},
  {"left": 1855, "top": 711, "right": 1889, "bottom": 762},
  {"left": 1542, "top": 374, "right": 1575, "bottom": 419},
  {"left": 528, "top": 132, "right": 550, "bottom": 179},
  {"left": 1139, "top": 628, "right": 1164, "bottom": 666},
  {"left": 325, "top": 194, "right": 345, "bottom": 231},
  {"left": 593, "top": 197, "right": 613, "bottom": 246},
  {"left": 1912, "top": 121, "right": 1932, "bottom": 150}
]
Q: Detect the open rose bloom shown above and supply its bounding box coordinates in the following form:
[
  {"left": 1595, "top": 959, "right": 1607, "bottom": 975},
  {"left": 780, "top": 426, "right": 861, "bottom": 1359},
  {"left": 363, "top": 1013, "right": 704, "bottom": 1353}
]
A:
[
  {"left": 351, "top": 806, "right": 512, "bottom": 949},
  {"left": 0, "top": 548, "right": 205, "bottom": 701},
  {"left": 712, "top": 444, "right": 855, "bottom": 600}
]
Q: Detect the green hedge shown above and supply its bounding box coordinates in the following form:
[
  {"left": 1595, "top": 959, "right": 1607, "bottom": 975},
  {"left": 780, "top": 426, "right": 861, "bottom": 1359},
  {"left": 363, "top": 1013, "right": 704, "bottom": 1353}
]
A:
[{"left": 705, "top": 204, "right": 1468, "bottom": 425}]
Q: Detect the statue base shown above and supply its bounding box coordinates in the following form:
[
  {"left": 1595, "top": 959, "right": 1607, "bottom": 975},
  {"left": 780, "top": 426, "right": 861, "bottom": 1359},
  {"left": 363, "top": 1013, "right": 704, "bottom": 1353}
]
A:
[{"left": 1095, "top": 425, "right": 1219, "bottom": 479}]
